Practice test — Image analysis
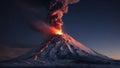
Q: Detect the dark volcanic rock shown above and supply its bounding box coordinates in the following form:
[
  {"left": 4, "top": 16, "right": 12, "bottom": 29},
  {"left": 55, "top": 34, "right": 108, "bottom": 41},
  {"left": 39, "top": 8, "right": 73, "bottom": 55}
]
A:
[{"left": 0, "top": 33, "right": 113, "bottom": 66}]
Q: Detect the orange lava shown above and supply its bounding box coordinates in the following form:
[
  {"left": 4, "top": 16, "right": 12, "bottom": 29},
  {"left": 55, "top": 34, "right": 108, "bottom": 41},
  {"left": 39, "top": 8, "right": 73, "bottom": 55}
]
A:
[
  {"left": 55, "top": 30, "right": 63, "bottom": 35},
  {"left": 52, "top": 28, "right": 63, "bottom": 35},
  {"left": 50, "top": 10, "right": 63, "bottom": 35}
]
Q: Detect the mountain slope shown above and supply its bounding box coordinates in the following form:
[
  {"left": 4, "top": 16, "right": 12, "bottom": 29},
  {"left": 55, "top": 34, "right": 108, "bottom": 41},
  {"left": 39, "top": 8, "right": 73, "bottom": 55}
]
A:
[
  {"left": 0, "top": 33, "right": 113, "bottom": 66},
  {"left": 33, "top": 33, "right": 111, "bottom": 61}
]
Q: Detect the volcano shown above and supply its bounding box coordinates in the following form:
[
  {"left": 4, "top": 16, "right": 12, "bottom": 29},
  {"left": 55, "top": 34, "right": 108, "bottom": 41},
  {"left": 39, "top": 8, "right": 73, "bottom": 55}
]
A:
[
  {"left": 0, "top": 33, "right": 113, "bottom": 67},
  {"left": 33, "top": 33, "right": 110, "bottom": 61}
]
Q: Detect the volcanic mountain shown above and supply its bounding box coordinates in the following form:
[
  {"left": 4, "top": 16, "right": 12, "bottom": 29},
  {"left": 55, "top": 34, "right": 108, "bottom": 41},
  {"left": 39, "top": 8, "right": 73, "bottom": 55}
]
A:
[
  {"left": 0, "top": 33, "right": 113, "bottom": 66},
  {"left": 33, "top": 33, "right": 110, "bottom": 60}
]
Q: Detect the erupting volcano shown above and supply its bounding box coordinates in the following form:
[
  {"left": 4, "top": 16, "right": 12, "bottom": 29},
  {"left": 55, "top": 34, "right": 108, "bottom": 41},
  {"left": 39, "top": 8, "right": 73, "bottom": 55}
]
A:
[
  {"left": 30, "top": 0, "right": 80, "bottom": 36},
  {"left": 0, "top": 0, "right": 115, "bottom": 67},
  {"left": 31, "top": 0, "right": 81, "bottom": 60}
]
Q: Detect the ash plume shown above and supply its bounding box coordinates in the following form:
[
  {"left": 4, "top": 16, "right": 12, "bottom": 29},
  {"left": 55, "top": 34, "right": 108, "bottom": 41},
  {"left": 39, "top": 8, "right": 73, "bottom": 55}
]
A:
[
  {"left": 17, "top": 0, "right": 80, "bottom": 35},
  {"left": 46, "top": 0, "right": 80, "bottom": 34}
]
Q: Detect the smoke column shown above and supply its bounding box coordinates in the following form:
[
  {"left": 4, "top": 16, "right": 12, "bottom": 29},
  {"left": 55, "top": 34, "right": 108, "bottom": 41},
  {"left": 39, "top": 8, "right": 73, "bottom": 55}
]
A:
[
  {"left": 47, "top": 0, "right": 80, "bottom": 35},
  {"left": 17, "top": 0, "right": 80, "bottom": 35}
]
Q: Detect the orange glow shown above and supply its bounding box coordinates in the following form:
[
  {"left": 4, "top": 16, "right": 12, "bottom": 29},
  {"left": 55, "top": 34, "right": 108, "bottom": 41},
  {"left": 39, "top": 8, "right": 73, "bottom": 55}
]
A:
[
  {"left": 55, "top": 30, "right": 63, "bottom": 35},
  {"left": 50, "top": 10, "right": 63, "bottom": 35},
  {"left": 48, "top": 26, "right": 63, "bottom": 35},
  {"left": 52, "top": 28, "right": 63, "bottom": 35}
]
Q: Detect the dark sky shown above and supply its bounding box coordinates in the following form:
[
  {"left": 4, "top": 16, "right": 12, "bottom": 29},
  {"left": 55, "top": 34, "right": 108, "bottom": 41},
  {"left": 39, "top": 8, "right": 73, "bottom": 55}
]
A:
[{"left": 0, "top": 0, "right": 120, "bottom": 59}]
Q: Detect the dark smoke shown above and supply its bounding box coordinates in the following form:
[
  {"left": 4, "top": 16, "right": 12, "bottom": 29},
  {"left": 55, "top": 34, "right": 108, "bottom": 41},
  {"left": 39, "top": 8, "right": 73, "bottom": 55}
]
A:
[
  {"left": 17, "top": 0, "right": 80, "bottom": 16},
  {"left": 17, "top": 0, "right": 80, "bottom": 9},
  {"left": 47, "top": 0, "right": 80, "bottom": 32},
  {"left": 17, "top": 0, "right": 80, "bottom": 35}
]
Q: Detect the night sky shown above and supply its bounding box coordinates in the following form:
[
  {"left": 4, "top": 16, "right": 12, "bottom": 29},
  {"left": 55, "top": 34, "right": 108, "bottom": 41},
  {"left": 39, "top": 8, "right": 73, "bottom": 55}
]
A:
[{"left": 0, "top": 0, "right": 120, "bottom": 60}]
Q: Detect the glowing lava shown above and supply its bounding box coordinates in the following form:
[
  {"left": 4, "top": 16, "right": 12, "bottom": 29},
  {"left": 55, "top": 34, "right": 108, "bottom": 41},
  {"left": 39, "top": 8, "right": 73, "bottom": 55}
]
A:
[
  {"left": 52, "top": 28, "right": 63, "bottom": 35},
  {"left": 55, "top": 30, "right": 63, "bottom": 35}
]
